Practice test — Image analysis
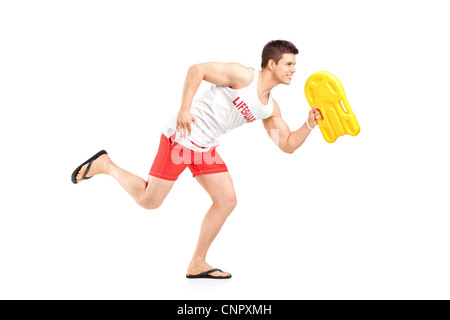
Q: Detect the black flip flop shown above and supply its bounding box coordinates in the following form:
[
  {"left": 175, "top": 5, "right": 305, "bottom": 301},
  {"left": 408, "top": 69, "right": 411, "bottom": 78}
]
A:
[
  {"left": 71, "top": 150, "right": 107, "bottom": 184},
  {"left": 186, "top": 268, "right": 232, "bottom": 279}
]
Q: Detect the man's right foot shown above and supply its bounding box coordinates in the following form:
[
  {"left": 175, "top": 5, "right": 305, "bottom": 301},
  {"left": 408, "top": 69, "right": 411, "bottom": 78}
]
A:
[
  {"left": 71, "top": 151, "right": 111, "bottom": 184},
  {"left": 76, "top": 154, "right": 110, "bottom": 183}
]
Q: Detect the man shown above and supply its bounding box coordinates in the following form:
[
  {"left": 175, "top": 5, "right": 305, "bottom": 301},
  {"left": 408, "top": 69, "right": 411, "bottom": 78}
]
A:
[{"left": 71, "top": 40, "right": 323, "bottom": 279}]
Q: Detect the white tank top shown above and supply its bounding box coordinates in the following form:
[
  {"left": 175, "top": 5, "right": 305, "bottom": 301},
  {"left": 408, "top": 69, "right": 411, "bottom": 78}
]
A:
[{"left": 163, "top": 68, "right": 274, "bottom": 152}]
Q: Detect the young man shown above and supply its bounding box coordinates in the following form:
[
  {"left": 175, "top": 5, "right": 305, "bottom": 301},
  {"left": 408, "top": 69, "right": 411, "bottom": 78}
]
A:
[{"left": 71, "top": 40, "right": 323, "bottom": 279}]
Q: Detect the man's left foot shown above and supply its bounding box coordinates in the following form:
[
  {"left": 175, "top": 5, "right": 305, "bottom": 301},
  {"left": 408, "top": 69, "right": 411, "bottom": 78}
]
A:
[
  {"left": 186, "top": 268, "right": 231, "bottom": 279},
  {"left": 187, "top": 263, "right": 231, "bottom": 279}
]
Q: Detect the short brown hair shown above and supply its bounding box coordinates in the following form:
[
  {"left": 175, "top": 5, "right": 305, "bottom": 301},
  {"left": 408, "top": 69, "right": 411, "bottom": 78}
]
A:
[{"left": 261, "top": 40, "right": 299, "bottom": 69}]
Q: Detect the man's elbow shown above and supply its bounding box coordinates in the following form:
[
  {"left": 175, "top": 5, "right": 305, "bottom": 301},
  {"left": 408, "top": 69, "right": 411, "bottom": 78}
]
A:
[
  {"left": 188, "top": 64, "right": 204, "bottom": 78},
  {"left": 280, "top": 143, "right": 295, "bottom": 154}
]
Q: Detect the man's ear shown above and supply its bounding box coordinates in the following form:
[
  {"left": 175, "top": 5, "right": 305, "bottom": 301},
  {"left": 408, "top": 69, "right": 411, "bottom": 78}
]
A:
[{"left": 268, "top": 59, "right": 275, "bottom": 71}]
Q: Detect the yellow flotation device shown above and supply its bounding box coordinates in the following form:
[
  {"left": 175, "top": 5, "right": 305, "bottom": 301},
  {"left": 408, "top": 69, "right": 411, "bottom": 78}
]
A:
[{"left": 305, "top": 71, "right": 360, "bottom": 143}]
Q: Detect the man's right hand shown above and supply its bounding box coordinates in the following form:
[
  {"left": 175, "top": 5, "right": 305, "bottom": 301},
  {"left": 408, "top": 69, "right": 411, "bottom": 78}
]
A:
[
  {"left": 176, "top": 108, "right": 200, "bottom": 138},
  {"left": 177, "top": 63, "right": 251, "bottom": 138}
]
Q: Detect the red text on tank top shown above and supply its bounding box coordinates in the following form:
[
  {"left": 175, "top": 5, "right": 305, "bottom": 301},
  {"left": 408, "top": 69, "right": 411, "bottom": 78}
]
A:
[{"left": 232, "top": 97, "right": 256, "bottom": 123}]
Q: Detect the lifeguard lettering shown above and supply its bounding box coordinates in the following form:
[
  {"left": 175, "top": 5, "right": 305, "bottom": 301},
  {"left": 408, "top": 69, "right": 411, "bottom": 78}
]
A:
[{"left": 233, "top": 97, "right": 256, "bottom": 123}]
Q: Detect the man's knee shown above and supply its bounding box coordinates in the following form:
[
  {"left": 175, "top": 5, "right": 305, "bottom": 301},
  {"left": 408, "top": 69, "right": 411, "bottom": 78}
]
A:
[
  {"left": 137, "top": 196, "right": 163, "bottom": 210},
  {"left": 214, "top": 193, "right": 237, "bottom": 212}
]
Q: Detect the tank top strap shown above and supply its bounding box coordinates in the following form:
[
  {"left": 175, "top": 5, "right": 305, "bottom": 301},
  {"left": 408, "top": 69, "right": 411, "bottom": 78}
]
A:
[{"left": 252, "top": 69, "right": 259, "bottom": 86}]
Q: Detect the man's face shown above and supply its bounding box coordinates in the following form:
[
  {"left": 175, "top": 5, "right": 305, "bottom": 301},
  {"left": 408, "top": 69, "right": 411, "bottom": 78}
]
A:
[{"left": 273, "top": 53, "right": 296, "bottom": 85}]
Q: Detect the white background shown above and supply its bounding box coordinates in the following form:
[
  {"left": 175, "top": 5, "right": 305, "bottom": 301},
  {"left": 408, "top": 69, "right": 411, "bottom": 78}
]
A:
[{"left": 1, "top": 0, "right": 449, "bottom": 299}]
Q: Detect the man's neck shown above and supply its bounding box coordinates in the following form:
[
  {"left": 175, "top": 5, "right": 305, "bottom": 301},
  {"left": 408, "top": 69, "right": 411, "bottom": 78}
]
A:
[{"left": 259, "top": 69, "right": 279, "bottom": 97}]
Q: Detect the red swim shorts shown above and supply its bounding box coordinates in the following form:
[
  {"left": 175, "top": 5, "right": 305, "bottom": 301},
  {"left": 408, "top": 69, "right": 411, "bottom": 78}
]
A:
[{"left": 149, "top": 134, "right": 228, "bottom": 181}]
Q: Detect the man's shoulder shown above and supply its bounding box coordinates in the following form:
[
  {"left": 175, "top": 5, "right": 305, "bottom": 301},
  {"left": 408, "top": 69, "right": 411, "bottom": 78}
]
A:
[
  {"left": 226, "top": 63, "right": 254, "bottom": 74},
  {"left": 224, "top": 63, "right": 255, "bottom": 89},
  {"left": 198, "top": 62, "right": 255, "bottom": 89}
]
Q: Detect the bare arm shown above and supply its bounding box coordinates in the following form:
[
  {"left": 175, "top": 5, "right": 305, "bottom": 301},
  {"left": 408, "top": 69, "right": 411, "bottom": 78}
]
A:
[
  {"left": 262, "top": 99, "right": 322, "bottom": 154},
  {"left": 177, "top": 62, "right": 253, "bottom": 138}
]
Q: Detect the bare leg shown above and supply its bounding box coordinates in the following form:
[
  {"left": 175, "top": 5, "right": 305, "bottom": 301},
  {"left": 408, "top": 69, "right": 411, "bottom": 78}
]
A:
[
  {"left": 187, "top": 172, "right": 237, "bottom": 277},
  {"left": 76, "top": 154, "right": 175, "bottom": 209}
]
